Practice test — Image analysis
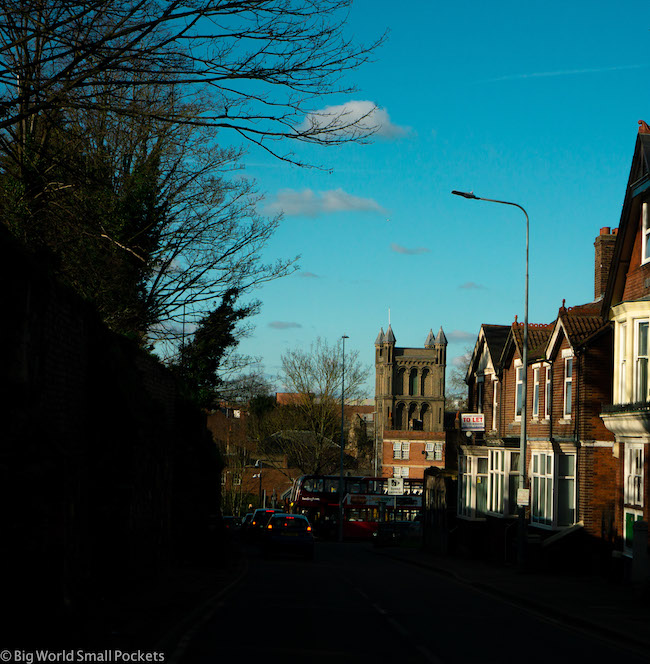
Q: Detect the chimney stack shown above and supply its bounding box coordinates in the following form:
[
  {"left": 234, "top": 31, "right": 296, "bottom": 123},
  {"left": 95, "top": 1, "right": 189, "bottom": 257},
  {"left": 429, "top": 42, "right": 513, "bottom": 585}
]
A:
[{"left": 594, "top": 227, "right": 617, "bottom": 300}]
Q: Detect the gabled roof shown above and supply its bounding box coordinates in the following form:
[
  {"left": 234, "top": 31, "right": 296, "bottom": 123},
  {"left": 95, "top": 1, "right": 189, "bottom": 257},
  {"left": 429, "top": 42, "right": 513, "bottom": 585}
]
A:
[
  {"left": 466, "top": 324, "right": 510, "bottom": 382},
  {"left": 546, "top": 301, "right": 609, "bottom": 357},
  {"left": 602, "top": 126, "right": 650, "bottom": 314},
  {"left": 482, "top": 324, "right": 510, "bottom": 362},
  {"left": 500, "top": 320, "right": 553, "bottom": 367}
]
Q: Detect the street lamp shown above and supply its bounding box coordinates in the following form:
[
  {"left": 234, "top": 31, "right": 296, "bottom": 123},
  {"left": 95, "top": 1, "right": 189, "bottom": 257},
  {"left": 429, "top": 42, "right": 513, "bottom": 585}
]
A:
[
  {"left": 451, "top": 190, "right": 529, "bottom": 568},
  {"left": 338, "top": 334, "right": 349, "bottom": 543}
]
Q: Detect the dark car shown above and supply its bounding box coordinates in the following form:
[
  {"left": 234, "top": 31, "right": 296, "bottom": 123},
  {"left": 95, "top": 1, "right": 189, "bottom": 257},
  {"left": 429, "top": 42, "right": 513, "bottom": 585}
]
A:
[
  {"left": 223, "top": 515, "right": 241, "bottom": 535},
  {"left": 261, "top": 513, "right": 315, "bottom": 560},
  {"left": 246, "top": 508, "right": 283, "bottom": 542}
]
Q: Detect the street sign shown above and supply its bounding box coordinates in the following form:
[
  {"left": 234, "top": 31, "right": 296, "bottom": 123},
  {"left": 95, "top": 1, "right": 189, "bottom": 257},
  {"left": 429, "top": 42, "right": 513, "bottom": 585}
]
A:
[
  {"left": 517, "top": 488, "right": 530, "bottom": 507},
  {"left": 387, "top": 477, "right": 404, "bottom": 496}
]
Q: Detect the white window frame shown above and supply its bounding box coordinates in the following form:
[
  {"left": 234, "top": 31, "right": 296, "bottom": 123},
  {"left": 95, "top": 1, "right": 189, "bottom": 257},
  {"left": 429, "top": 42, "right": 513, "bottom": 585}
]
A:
[
  {"left": 425, "top": 442, "right": 435, "bottom": 461},
  {"left": 492, "top": 379, "right": 499, "bottom": 431},
  {"left": 458, "top": 454, "right": 488, "bottom": 519},
  {"left": 635, "top": 320, "right": 649, "bottom": 402},
  {"left": 476, "top": 375, "right": 484, "bottom": 414},
  {"left": 514, "top": 360, "right": 523, "bottom": 421},
  {"left": 487, "top": 449, "right": 505, "bottom": 515},
  {"left": 623, "top": 440, "right": 644, "bottom": 552},
  {"left": 393, "top": 466, "right": 410, "bottom": 478},
  {"left": 544, "top": 364, "right": 551, "bottom": 420},
  {"left": 507, "top": 451, "right": 520, "bottom": 516},
  {"left": 392, "top": 443, "right": 410, "bottom": 460},
  {"left": 531, "top": 451, "right": 576, "bottom": 529},
  {"left": 532, "top": 366, "right": 540, "bottom": 419},
  {"left": 619, "top": 322, "right": 627, "bottom": 404},
  {"left": 643, "top": 202, "right": 650, "bottom": 265},
  {"left": 434, "top": 442, "right": 443, "bottom": 461},
  {"left": 624, "top": 444, "right": 644, "bottom": 508},
  {"left": 563, "top": 352, "right": 573, "bottom": 419}
]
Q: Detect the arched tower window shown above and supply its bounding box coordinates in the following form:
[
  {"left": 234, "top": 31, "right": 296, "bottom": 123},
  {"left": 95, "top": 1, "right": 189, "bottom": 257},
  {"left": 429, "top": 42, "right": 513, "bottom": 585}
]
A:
[
  {"left": 409, "top": 368, "right": 418, "bottom": 396},
  {"left": 421, "top": 403, "right": 431, "bottom": 431},
  {"left": 408, "top": 402, "right": 418, "bottom": 429},
  {"left": 421, "top": 368, "right": 429, "bottom": 396},
  {"left": 394, "top": 403, "right": 405, "bottom": 430},
  {"left": 397, "top": 368, "right": 406, "bottom": 395}
]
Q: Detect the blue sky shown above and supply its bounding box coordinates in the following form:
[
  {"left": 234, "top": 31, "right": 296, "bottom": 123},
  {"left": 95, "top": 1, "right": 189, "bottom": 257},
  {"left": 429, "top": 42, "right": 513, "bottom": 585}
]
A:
[{"left": 232, "top": 0, "right": 650, "bottom": 396}]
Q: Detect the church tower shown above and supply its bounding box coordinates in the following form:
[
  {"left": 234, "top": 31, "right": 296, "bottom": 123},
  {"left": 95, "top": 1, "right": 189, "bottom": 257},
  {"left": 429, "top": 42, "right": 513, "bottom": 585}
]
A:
[{"left": 374, "top": 324, "right": 447, "bottom": 479}]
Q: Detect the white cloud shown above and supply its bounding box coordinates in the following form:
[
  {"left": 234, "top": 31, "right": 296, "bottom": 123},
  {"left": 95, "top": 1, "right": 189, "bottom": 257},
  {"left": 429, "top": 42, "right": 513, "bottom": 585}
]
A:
[
  {"left": 448, "top": 330, "right": 477, "bottom": 343},
  {"left": 390, "top": 242, "right": 430, "bottom": 255},
  {"left": 266, "top": 188, "right": 387, "bottom": 217},
  {"left": 298, "top": 271, "right": 321, "bottom": 279},
  {"left": 459, "top": 281, "right": 486, "bottom": 290},
  {"left": 299, "top": 100, "right": 409, "bottom": 139}
]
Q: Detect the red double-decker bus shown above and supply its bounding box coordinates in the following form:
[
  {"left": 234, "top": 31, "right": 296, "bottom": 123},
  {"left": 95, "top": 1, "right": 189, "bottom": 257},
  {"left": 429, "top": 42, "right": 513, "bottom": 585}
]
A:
[{"left": 289, "top": 475, "right": 423, "bottom": 539}]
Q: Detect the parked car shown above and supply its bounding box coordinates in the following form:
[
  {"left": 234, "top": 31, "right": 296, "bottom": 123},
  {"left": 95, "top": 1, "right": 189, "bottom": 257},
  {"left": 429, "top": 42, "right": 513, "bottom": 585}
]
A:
[
  {"left": 223, "top": 515, "right": 242, "bottom": 535},
  {"left": 372, "top": 520, "right": 422, "bottom": 547},
  {"left": 261, "top": 513, "right": 315, "bottom": 560}
]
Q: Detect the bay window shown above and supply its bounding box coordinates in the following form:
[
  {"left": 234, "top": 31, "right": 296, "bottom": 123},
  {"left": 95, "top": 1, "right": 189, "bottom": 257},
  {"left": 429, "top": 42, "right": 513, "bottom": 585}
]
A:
[
  {"left": 458, "top": 454, "right": 488, "bottom": 518},
  {"left": 635, "top": 320, "right": 649, "bottom": 402},
  {"left": 624, "top": 444, "right": 644, "bottom": 551},
  {"left": 619, "top": 322, "right": 627, "bottom": 403},
  {"left": 487, "top": 450, "right": 505, "bottom": 514},
  {"left": 531, "top": 451, "right": 576, "bottom": 529}
]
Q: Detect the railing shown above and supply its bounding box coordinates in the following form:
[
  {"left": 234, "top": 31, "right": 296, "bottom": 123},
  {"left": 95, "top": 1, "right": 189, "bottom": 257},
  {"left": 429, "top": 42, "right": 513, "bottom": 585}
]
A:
[{"left": 601, "top": 401, "right": 650, "bottom": 414}]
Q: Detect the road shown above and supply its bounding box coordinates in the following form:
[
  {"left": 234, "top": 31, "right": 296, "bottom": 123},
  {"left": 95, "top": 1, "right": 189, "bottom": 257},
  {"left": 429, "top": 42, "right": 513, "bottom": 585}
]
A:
[{"left": 180, "top": 541, "right": 648, "bottom": 664}]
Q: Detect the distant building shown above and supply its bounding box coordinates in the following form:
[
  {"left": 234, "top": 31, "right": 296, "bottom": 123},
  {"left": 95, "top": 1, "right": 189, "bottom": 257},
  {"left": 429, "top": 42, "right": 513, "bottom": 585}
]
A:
[{"left": 374, "top": 325, "right": 447, "bottom": 479}]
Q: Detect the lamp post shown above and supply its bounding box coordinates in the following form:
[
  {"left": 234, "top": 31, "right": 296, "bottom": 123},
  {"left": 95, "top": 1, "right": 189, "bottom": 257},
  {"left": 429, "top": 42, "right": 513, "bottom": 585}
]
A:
[
  {"left": 338, "top": 334, "right": 349, "bottom": 543},
  {"left": 451, "top": 190, "right": 529, "bottom": 569}
]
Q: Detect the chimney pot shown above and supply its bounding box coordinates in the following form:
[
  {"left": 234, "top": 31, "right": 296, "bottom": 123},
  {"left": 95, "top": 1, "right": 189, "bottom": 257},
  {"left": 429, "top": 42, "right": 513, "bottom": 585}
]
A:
[{"left": 600, "top": 227, "right": 611, "bottom": 235}]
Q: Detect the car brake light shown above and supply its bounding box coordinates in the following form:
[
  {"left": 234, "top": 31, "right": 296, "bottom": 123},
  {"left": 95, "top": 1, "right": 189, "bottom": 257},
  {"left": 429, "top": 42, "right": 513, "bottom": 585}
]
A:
[
  {"left": 307, "top": 526, "right": 312, "bottom": 531},
  {"left": 267, "top": 524, "right": 273, "bottom": 530},
  {"left": 252, "top": 521, "right": 257, "bottom": 526}
]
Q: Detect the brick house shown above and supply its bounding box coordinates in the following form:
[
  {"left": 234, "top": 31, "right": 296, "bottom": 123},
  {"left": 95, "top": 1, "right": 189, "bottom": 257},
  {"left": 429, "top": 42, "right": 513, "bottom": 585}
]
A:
[
  {"left": 375, "top": 324, "right": 447, "bottom": 479},
  {"left": 461, "top": 235, "right": 616, "bottom": 563},
  {"left": 600, "top": 122, "right": 650, "bottom": 558}
]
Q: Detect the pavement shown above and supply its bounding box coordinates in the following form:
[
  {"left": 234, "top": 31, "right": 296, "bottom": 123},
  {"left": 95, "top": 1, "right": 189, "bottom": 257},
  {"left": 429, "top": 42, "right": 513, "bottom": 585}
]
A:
[
  {"left": 373, "top": 544, "right": 650, "bottom": 657},
  {"left": 33, "top": 537, "right": 649, "bottom": 660}
]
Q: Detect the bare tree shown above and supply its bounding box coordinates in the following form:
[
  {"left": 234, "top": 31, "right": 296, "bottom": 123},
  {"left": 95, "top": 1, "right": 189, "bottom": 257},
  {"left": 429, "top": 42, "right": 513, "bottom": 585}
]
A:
[
  {"left": 0, "top": 1, "right": 385, "bottom": 165},
  {"left": 263, "top": 337, "right": 369, "bottom": 472},
  {"left": 447, "top": 346, "right": 472, "bottom": 411}
]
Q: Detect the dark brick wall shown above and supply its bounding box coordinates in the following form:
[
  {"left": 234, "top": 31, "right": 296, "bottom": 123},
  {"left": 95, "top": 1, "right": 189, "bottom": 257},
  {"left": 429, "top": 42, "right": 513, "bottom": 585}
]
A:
[{"left": 0, "top": 227, "right": 221, "bottom": 634}]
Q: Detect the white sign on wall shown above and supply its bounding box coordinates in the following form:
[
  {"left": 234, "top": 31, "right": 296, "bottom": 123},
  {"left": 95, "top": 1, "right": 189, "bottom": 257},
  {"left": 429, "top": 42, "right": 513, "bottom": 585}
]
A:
[
  {"left": 387, "top": 477, "right": 404, "bottom": 496},
  {"left": 461, "top": 413, "right": 485, "bottom": 431}
]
